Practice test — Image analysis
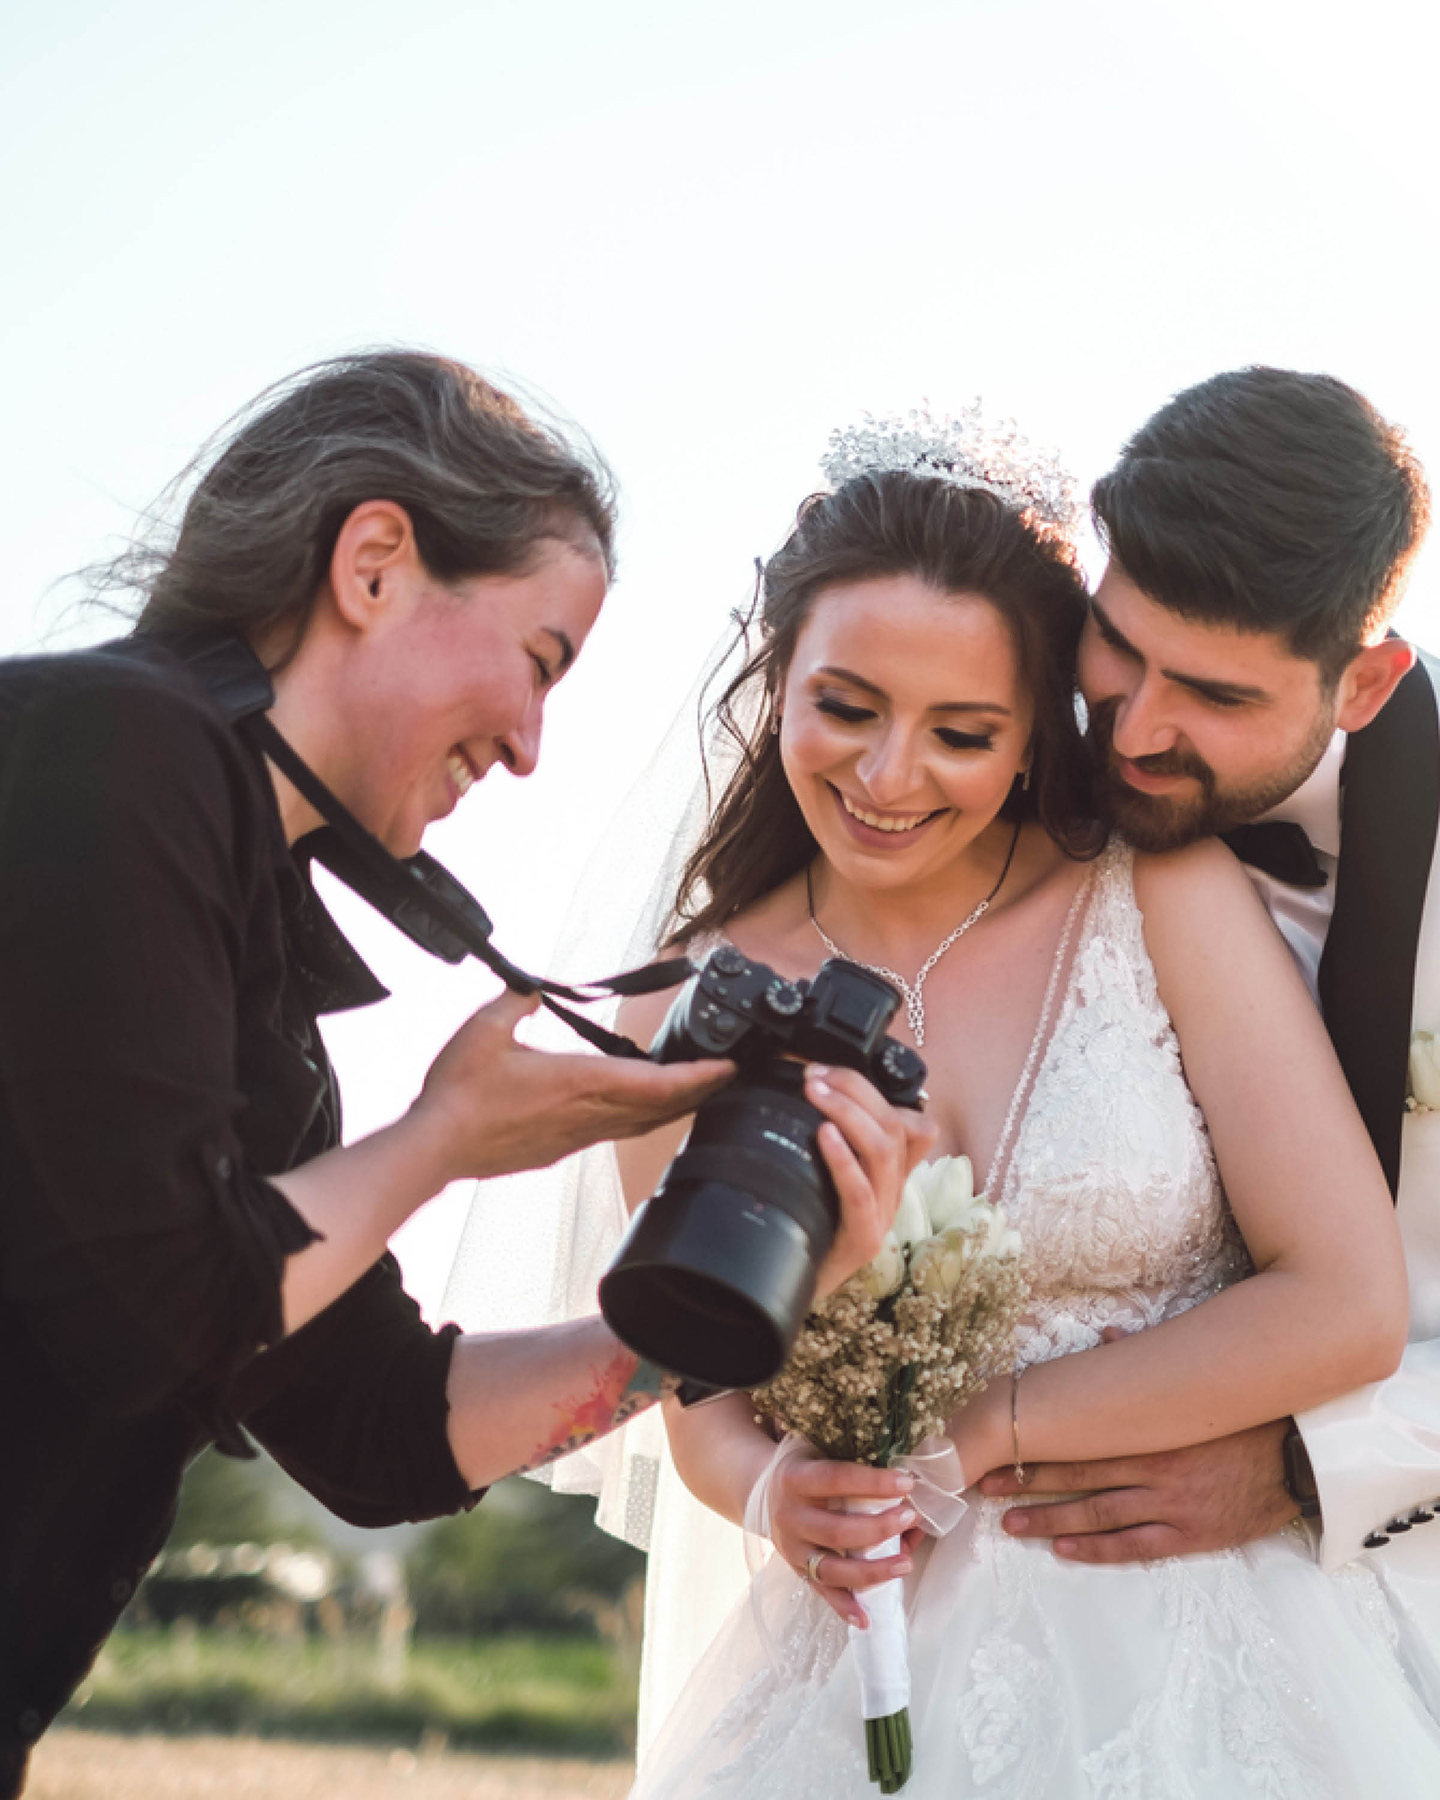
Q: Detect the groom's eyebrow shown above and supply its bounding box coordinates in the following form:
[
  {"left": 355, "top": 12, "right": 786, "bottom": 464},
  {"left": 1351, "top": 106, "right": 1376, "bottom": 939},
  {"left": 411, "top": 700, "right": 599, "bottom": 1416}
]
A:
[
  {"left": 816, "top": 665, "right": 1012, "bottom": 716},
  {"left": 1089, "top": 601, "right": 1271, "bottom": 706}
]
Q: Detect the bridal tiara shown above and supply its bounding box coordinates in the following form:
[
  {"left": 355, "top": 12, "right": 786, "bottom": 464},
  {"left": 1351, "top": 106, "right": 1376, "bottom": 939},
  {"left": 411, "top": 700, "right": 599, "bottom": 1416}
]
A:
[{"left": 820, "top": 403, "right": 1081, "bottom": 536}]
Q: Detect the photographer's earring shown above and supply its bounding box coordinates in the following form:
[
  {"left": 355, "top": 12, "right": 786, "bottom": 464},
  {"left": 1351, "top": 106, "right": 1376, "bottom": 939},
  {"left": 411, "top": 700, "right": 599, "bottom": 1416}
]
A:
[{"left": 770, "top": 713, "right": 781, "bottom": 736}]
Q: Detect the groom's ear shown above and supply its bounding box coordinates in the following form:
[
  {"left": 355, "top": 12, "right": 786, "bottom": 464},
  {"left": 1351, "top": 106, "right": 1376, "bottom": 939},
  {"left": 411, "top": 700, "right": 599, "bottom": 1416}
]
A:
[{"left": 1334, "top": 638, "right": 1417, "bottom": 734}]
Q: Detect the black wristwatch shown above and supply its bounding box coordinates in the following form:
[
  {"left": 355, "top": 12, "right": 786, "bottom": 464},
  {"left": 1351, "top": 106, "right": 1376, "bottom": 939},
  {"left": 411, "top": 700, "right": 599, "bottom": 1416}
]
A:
[{"left": 1281, "top": 1420, "right": 1322, "bottom": 1520}]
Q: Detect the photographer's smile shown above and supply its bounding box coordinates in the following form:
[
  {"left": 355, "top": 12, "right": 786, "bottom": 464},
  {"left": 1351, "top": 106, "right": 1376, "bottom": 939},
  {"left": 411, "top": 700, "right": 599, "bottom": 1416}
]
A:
[
  {"left": 265, "top": 515, "right": 607, "bottom": 856},
  {"left": 445, "top": 745, "right": 483, "bottom": 800}
]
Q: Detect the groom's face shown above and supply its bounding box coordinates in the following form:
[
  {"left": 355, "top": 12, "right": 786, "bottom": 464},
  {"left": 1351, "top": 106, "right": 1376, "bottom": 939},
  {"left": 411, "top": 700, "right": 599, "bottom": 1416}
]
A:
[{"left": 1078, "top": 565, "right": 1338, "bottom": 852}]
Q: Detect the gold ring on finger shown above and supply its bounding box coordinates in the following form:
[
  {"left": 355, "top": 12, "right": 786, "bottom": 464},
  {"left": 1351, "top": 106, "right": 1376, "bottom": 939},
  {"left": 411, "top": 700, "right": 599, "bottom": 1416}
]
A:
[{"left": 806, "top": 1550, "right": 825, "bottom": 1585}]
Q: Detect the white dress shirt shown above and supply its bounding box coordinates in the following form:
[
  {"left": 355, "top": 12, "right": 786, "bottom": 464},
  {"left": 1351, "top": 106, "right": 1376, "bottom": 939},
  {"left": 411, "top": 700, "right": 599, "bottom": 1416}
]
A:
[{"left": 1240, "top": 729, "right": 1346, "bottom": 1001}]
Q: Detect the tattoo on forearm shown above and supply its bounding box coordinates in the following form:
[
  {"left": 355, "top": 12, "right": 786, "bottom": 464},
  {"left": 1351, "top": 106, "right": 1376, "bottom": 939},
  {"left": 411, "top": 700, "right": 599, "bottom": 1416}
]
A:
[{"left": 522, "top": 1351, "right": 679, "bottom": 1473}]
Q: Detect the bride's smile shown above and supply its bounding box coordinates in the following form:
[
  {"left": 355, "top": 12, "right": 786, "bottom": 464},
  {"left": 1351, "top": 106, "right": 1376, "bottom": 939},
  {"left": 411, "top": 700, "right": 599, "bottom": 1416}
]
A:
[{"left": 831, "top": 785, "right": 945, "bottom": 840}]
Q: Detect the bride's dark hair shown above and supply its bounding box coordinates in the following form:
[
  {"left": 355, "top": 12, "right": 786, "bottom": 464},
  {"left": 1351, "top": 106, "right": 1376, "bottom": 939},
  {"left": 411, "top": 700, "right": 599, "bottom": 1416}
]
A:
[{"left": 669, "top": 470, "right": 1104, "bottom": 943}]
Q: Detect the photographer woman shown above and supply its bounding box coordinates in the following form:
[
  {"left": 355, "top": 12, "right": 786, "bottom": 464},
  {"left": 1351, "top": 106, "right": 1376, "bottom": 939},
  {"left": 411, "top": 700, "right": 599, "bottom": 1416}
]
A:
[{"left": 0, "top": 351, "right": 928, "bottom": 1793}]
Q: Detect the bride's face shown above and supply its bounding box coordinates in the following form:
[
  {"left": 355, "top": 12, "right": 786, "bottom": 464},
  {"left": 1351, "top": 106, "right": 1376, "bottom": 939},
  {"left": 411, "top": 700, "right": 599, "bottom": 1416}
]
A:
[{"left": 778, "top": 574, "right": 1034, "bottom": 893}]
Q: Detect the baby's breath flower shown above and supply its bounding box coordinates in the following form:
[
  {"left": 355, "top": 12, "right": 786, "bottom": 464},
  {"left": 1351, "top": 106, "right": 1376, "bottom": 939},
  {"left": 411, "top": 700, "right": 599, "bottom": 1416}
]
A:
[{"left": 751, "top": 1190, "right": 1030, "bottom": 1466}]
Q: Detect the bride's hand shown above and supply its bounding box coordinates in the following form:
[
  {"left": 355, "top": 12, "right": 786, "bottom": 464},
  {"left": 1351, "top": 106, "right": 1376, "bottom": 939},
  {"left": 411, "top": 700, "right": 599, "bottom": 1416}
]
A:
[
  {"left": 769, "top": 1453, "right": 918, "bottom": 1629},
  {"left": 805, "top": 1067, "right": 937, "bottom": 1298}
]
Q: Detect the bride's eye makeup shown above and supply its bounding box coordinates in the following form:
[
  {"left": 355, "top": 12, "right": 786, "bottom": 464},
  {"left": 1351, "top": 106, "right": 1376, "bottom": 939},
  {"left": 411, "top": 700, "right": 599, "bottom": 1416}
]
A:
[
  {"left": 815, "top": 694, "right": 876, "bottom": 724},
  {"left": 935, "top": 726, "right": 997, "bottom": 751}
]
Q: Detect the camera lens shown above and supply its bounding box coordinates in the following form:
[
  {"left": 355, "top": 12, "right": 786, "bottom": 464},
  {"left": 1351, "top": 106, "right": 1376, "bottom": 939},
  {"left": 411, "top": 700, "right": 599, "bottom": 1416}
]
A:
[{"left": 599, "top": 1064, "right": 836, "bottom": 1387}]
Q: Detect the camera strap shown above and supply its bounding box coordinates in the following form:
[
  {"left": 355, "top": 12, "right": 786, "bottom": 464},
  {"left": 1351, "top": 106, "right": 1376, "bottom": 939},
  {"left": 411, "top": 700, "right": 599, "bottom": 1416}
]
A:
[{"left": 241, "top": 713, "right": 693, "bottom": 1060}]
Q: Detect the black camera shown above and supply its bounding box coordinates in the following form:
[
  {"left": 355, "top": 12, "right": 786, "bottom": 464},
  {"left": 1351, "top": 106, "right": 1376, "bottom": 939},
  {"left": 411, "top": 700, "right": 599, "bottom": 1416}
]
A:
[{"left": 598, "top": 948, "right": 927, "bottom": 1388}]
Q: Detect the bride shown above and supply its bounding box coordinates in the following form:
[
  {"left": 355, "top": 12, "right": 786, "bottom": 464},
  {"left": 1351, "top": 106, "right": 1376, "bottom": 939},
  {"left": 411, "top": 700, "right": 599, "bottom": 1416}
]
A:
[{"left": 579, "top": 412, "right": 1440, "bottom": 1797}]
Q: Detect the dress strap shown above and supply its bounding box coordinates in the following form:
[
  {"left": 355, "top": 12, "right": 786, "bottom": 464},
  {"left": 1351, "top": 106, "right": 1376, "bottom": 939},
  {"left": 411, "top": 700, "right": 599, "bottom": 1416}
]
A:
[{"left": 982, "top": 858, "right": 1102, "bottom": 1202}]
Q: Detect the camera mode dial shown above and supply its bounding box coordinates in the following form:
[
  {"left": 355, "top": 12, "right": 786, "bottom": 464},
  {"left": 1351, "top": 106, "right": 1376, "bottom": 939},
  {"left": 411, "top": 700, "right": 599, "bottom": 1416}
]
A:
[
  {"left": 764, "top": 979, "right": 804, "bottom": 1018},
  {"left": 881, "top": 1042, "right": 924, "bottom": 1085},
  {"left": 710, "top": 946, "right": 748, "bottom": 977}
]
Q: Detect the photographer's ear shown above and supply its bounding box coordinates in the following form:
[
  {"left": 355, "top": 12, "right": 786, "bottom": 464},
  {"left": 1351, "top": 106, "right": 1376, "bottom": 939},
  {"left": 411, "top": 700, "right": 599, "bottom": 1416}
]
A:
[
  {"left": 1334, "top": 636, "right": 1416, "bottom": 735},
  {"left": 328, "top": 500, "right": 418, "bottom": 633}
]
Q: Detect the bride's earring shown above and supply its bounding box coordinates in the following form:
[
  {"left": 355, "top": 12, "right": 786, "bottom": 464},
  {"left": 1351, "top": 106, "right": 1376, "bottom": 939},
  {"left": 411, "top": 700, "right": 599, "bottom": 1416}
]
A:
[{"left": 1022, "top": 765, "right": 1032, "bottom": 793}]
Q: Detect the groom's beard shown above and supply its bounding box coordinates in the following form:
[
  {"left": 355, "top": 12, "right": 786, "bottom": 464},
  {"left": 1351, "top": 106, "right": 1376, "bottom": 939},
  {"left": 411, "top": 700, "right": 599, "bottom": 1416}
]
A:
[{"left": 1087, "top": 697, "right": 1334, "bottom": 852}]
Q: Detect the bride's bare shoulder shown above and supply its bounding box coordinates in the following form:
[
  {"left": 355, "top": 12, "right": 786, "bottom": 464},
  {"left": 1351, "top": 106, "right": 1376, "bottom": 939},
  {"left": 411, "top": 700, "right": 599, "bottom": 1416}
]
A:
[
  {"left": 1131, "top": 836, "right": 1294, "bottom": 986},
  {"left": 1130, "top": 835, "right": 1259, "bottom": 917}
]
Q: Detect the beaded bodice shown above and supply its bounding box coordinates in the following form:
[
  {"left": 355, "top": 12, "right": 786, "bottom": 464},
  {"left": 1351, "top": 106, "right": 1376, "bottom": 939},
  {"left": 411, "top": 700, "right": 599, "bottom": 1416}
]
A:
[{"left": 983, "top": 839, "right": 1250, "bottom": 1368}]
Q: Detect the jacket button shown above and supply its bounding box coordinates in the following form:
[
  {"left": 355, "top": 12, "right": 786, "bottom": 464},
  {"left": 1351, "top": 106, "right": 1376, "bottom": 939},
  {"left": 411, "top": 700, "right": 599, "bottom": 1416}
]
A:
[
  {"left": 1413, "top": 1509, "right": 1436, "bottom": 1524},
  {"left": 17, "top": 1709, "right": 41, "bottom": 1740},
  {"left": 1363, "top": 1532, "right": 1391, "bottom": 1548}
]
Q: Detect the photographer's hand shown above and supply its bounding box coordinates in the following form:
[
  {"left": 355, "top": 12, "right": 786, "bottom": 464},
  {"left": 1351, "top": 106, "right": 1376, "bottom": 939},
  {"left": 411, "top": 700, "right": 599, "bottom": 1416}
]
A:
[
  {"left": 805, "top": 1066, "right": 937, "bottom": 1297},
  {"left": 414, "top": 987, "right": 734, "bottom": 1181},
  {"left": 273, "top": 987, "right": 731, "bottom": 1335}
]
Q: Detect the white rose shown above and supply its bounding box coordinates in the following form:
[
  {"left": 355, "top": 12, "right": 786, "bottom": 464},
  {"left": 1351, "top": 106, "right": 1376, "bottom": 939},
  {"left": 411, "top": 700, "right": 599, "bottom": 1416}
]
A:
[
  {"left": 893, "top": 1171, "right": 933, "bottom": 1250},
  {"left": 978, "top": 1202, "right": 1022, "bottom": 1261},
  {"left": 1411, "top": 1031, "right": 1440, "bottom": 1113},
  {"left": 854, "top": 1233, "right": 907, "bottom": 1301},
  {"left": 911, "top": 1155, "right": 977, "bottom": 1235},
  {"left": 910, "top": 1227, "right": 973, "bottom": 1298}
]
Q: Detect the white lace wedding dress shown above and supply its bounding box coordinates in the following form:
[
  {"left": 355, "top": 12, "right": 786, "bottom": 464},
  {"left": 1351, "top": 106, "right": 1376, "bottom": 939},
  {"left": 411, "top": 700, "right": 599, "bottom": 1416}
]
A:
[{"left": 629, "top": 841, "right": 1440, "bottom": 1799}]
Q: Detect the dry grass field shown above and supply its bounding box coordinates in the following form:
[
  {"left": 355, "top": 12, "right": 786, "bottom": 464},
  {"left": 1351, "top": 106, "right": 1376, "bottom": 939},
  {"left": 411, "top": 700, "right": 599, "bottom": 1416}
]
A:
[{"left": 26, "top": 1730, "right": 634, "bottom": 1800}]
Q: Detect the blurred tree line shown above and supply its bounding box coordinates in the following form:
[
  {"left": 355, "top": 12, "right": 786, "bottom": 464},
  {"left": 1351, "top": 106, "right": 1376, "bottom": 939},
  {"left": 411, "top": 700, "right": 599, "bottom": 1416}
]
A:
[{"left": 160, "top": 1448, "right": 643, "bottom": 1638}]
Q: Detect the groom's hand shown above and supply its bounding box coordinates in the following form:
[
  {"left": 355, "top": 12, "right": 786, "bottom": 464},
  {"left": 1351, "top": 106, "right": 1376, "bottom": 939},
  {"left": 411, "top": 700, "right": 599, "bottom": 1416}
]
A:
[{"left": 978, "top": 1416, "right": 1299, "bottom": 1562}]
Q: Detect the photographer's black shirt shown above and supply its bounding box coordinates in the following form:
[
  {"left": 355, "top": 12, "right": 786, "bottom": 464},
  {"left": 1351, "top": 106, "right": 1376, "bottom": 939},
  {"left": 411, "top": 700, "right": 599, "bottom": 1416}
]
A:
[{"left": 0, "top": 638, "right": 479, "bottom": 1786}]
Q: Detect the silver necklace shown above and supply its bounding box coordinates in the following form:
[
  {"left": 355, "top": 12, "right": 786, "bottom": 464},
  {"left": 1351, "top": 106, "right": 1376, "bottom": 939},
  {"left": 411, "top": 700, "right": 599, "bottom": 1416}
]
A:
[{"left": 806, "top": 818, "right": 1022, "bottom": 1049}]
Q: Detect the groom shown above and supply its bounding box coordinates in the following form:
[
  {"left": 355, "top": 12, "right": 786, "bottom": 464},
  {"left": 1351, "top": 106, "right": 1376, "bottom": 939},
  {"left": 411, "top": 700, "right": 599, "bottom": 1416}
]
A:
[{"left": 983, "top": 366, "right": 1440, "bottom": 1584}]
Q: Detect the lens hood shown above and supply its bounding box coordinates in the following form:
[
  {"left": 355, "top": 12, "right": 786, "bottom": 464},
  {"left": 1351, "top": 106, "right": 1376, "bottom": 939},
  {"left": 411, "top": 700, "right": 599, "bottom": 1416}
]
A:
[{"left": 599, "top": 1069, "right": 836, "bottom": 1386}]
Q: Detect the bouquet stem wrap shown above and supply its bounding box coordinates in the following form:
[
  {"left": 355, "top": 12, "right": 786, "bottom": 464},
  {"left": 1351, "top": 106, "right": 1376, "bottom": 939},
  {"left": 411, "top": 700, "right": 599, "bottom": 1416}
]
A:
[
  {"left": 847, "top": 1496, "right": 910, "bottom": 1719},
  {"left": 848, "top": 1442, "right": 966, "bottom": 1791}
]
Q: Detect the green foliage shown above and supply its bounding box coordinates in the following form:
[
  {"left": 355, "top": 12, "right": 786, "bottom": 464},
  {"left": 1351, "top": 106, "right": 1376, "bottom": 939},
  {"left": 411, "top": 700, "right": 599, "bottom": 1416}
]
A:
[
  {"left": 167, "top": 1449, "right": 286, "bottom": 1548},
  {"left": 64, "top": 1631, "right": 636, "bottom": 1754},
  {"left": 167, "top": 1447, "right": 328, "bottom": 1551},
  {"left": 408, "top": 1479, "right": 644, "bottom": 1636}
]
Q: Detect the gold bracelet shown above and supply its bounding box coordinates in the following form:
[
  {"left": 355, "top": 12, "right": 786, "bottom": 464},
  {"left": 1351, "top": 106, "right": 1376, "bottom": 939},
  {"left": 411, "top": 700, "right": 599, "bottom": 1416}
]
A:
[{"left": 1011, "top": 1366, "right": 1030, "bottom": 1486}]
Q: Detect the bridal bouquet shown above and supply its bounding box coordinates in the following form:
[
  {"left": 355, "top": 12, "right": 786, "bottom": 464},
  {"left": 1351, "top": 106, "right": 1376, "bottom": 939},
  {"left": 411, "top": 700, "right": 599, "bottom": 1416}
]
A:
[{"left": 750, "top": 1155, "right": 1027, "bottom": 1793}]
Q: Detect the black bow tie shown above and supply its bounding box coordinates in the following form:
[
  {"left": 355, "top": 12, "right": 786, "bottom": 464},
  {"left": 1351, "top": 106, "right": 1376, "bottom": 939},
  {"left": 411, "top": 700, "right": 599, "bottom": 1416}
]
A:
[{"left": 1220, "top": 820, "right": 1328, "bottom": 889}]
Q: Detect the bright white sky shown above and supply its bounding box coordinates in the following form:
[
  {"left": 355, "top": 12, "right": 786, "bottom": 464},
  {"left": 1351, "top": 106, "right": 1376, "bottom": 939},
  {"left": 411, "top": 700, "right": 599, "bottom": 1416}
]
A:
[{"left": 4, "top": 0, "right": 1439, "bottom": 1317}]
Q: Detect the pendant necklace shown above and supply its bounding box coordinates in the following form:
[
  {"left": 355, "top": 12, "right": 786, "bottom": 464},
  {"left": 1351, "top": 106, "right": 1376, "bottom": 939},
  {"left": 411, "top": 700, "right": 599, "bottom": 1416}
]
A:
[{"left": 807, "top": 815, "right": 1023, "bottom": 1049}]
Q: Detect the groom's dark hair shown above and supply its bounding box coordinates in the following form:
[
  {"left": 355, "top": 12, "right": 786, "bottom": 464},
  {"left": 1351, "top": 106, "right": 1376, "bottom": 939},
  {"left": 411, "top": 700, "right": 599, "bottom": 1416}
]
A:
[{"left": 1092, "top": 367, "right": 1429, "bottom": 683}]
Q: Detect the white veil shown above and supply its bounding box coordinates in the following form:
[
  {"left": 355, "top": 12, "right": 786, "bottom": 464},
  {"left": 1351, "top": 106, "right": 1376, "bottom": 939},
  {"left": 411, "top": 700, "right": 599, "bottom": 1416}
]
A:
[{"left": 440, "top": 624, "right": 763, "bottom": 1751}]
